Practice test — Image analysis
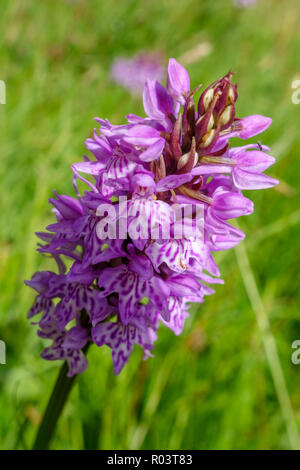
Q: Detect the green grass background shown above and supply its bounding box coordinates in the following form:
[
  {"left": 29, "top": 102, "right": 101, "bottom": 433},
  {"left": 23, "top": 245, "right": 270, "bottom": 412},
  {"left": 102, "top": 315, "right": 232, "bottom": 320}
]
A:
[{"left": 0, "top": 0, "right": 300, "bottom": 450}]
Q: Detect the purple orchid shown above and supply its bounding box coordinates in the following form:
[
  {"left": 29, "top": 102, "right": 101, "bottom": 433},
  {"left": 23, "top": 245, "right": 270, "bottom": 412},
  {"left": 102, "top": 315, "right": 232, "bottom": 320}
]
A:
[
  {"left": 234, "top": 0, "right": 257, "bottom": 8},
  {"left": 26, "top": 58, "right": 278, "bottom": 376},
  {"left": 110, "top": 52, "right": 165, "bottom": 96}
]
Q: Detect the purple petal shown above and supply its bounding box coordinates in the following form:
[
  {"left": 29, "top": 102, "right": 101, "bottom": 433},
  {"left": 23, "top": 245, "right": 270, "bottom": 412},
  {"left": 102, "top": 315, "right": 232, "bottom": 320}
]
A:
[
  {"left": 233, "top": 168, "right": 279, "bottom": 190},
  {"left": 192, "top": 164, "right": 232, "bottom": 175},
  {"left": 67, "top": 350, "right": 88, "bottom": 377},
  {"left": 128, "top": 255, "right": 154, "bottom": 280},
  {"left": 73, "top": 161, "right": 106, "bottom": 175},
  {"left": 124, "top": 125, "right": 162, "bottom": 146},
  {"left": 161, "top": 297, "right": 189, "bottom": 335},
  {"left": 237, "top": 115, "right": 272, "bottom": 139},
  {"left": 234, "top": 150, "right": 276, "bottom": 172},
  {"left": 166, "top": 274, "right": 200, "bottom": 297},
  {"left": 143, "top": 79, "right": 174, "bottom": 120},
  {"left": 63, "top": 325, "right": 89, "bottom": 350},
  {"left": 98, "top": 266, "right": 127, "bottom": 296},
  {"left": 92, "top": 322, "right": 135, "bottom": 375},
  {"left": 156, "top": 173, "right": 193, "bottom": 191},
  {"left": 85, "top": 133, "right": 113, "bottom": 160},
  {"left": 49, "top": 192, "right": 84, "bottom": 220},
  {"left": 212, "top": 190, "right": 254, "bottom": 219},
  {"left": 167, "top": 58, "right": 190, "bottom": 105},
  {"left": 139, "top": 138, "right": 165, "bottom": 162},
  {"left": 131, "top": 168, "right": 156, "bottom": 189}
]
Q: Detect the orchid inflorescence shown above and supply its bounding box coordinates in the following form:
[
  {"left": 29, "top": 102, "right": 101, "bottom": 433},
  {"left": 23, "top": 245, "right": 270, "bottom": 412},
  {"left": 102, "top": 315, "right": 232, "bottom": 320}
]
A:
[{"left": 26, "top": 58, "right": 278, "bottom": 376}]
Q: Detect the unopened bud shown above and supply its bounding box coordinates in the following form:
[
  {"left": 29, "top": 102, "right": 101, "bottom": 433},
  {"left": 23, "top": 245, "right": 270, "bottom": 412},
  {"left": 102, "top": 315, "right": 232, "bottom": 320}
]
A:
[
  {"left": 202, "top": 88, "right": 214, "bottom": 111},
  {"left": 177, "top": 137, "right": 198, "bottom": 173},
  {"left": 195, "top": 105, "right": 216, "bottom": 145},
  {"left": 182, "top": 96, "right": 195, "bottom": 152},
  {"left": 227, "top": 85, "right": 236, "bottom": 105},
  {"left": 170, "top": 114, "right": 182, "bottom": 159},
  {"left": 218, "top": 105, "right": 234, "bottom": 128},
  {"left": 186, "top": 96, "right": 195, "bottom": 127},
  {"left": 198, "top": 129, "right": 216, "bottom": 149},
  {"left": 207, "top": 113, "right": 215, "bottom": 131},
  {"left": 177, "top": 153, "right": 190, "bottom": 170}
]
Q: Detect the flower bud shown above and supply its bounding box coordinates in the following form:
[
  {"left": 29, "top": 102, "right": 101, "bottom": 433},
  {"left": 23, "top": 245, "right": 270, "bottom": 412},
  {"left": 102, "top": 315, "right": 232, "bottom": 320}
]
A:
[
  {"left": 177, "top": 153, "right": 189, "bottom": 170},
  {"left": 182, "top": 96, "right": 195, "bottom": 152},
  {"left": 198, "top": 87, "right": 214, "bottom": 115},
  {"left": 195, "top": 102, "right": 216, "bottom": 145},
  {"left": 198, "top": 129, "right": 217, "bottom": 149},
  {"left": 227, "top": 84, "right": 237, "bottom": 105},
  {"left": 170, "top": 114, "right": 182, "bottom": 159},
  {"left": 218, "top": 104, "right": 234, "bottom": 129},
  {"left": 177, "top": 137, "right": 198, "bottom": 173}
]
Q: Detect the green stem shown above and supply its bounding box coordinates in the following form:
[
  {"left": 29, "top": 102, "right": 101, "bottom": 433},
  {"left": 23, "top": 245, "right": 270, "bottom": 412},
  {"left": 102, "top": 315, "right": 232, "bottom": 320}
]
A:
[
  {"left": 33, "top": 344, "right": 90, "bottom": 450},
  {"left": 33, "top": 361, "right": 76, "bottom": 450}
]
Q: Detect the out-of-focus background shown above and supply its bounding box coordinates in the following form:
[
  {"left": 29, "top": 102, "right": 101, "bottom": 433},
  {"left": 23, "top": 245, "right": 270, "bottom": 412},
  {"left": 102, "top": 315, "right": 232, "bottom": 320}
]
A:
[{"left": 0, "top": 0, "right": 300, "bottom": 450}]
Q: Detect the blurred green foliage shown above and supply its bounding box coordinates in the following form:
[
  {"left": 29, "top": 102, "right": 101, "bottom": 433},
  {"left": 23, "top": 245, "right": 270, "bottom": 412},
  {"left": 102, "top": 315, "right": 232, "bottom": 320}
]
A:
[{"left": 0, "top": 0, "right": 300, "bottom": 450}]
